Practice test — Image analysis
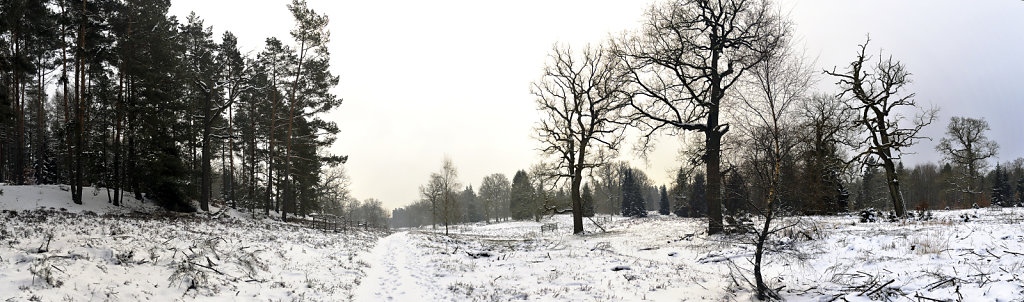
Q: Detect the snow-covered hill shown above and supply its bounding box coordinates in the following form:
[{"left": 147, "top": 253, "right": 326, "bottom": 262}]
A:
[{"left": 0, "top": 184, "right": 162, "bottom": 214}]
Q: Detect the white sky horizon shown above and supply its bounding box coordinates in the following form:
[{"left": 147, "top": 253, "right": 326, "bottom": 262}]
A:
[{"left": 169, "top": 0, "right": 1024, "bottom": 211}]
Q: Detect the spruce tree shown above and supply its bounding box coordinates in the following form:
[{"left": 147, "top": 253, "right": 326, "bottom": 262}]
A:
[
  {"left": 510, "top": 170, "right": 533, "bottom": 220},
  {"left": 992, "top": 165, "right": 1011, "bottom": 207},
  {"left": 1016, "top": 177, "right": 1024, "bottom": 207},
  {"left": 622, "top": 170, "right": 647, "bottom": 217},
  {"left": 690, "top": 173, "right": 707, "bottom": 217},
  {"left": 671, "top": 169, "right": 689, "bottom": 217},
  {"left": 658, "top": 185, "right": 670, "bottom": 215}
]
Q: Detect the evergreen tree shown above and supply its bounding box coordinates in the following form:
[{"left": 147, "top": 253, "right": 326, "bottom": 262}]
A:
[
  {"left": 510, "top": 170, "right": 533, "bottom": 220},
  {"left": 658, "top": 185, "right": 670, "bottom": 215},
  {"left": 671, "top": 169, "right": 689, "bottom": 217},
  {"left": 1017, "top": 177, "right": 1024, "bottom": 207},
  {"left": 280, "top": 0, "right": 344, "bottom": 222},
  {"left": 689, "top": 172, "right": 707, "bottom": 217},
  {"left": 723, "top": 171, "right": 748, "bottom": 215},
  {"left": 460, "top": 185, "right": 480, "bottom": 222},
  {"left": 181, "top": 13, "right": 222, "bottom": 212},
  {"left": 858, "top": 159, "right": 887, "bottom": 210},
  {"left": 216, "top": 31, "right": 246, "bottom": 207},
  {"left": 582, "top": 184, "right": 595, "bottom": 217},
  {"left": 622, "top": 169, "right": 646, "bottom": 217},
  {"left": 992, "top": 165, "right": 1012, "bottom": 207}
]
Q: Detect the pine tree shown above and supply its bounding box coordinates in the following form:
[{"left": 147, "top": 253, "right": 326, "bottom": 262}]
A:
[
  {"left": 181, "top": 13, "right": 223, "bottom": 212},
  {"left": 217, "top": 31, "right": 246, "bottom": 207},
  {"left": 281, "top": 0, "right": 343, "bottom": 222},
  {"left": 1016, "top": 177, "right": 1024, "bottom": 207},
  {"left": 658, "top": 185, "right": 670, "bottom": 215},
  {"left": 121, "top": 0, "right": 192, "bottom": 211}
]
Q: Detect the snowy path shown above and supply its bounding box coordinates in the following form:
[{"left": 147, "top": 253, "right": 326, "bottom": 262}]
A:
[{"left": 354, "top": 231, "right": 432, "bottom": 301}]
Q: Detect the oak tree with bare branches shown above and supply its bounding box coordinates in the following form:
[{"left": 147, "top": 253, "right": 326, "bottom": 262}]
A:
[
  {"left": 826, "top": 37, "right": 938, "bottom": 218},
  {"left": 936, "top": 116, "right": 998, "bottom": 206},
  {"left": 615, "top": 0, "right": 785, "bottom": 234},
  {"left": 532, "top": 44, "right": 630, "bottom": 234}
]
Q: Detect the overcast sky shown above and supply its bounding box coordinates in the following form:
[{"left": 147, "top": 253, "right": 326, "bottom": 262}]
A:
[{"left": 169, "top": 0, "right": 1024, "bottom": 211}]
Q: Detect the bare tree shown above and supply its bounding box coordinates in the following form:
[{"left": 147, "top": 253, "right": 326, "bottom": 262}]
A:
[
  {"left": 797, "top": 93, "right": 858, "bottom": 213},
  {"left": 733, "top": 16, "right": 803, "bottom": 299},
  {"left": 826, "top": 37, "right": 938, "bottom": 218},
  {"left": 419, "top": 172, "right": 443, "bottom": 230},
  {"left": 318, "top": 165, "right": 352, "bottom": 217},
  {"left": 479, "top": 173, "right": 511, "bottom": 223},
  {"left": 532, "top": 44, "right": 630, "bottom": 234},
  {"left": 935, "top": 116, "right": 998, "bottom": 206},
  {"left": 438, "top": 157, "right": 461, "bottom": 235},
  {"left": 615, "top": 0, "right": 785, "bottom": 234}
]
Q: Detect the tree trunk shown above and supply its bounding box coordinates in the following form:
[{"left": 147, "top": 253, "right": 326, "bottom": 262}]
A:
[
  {"left": 36, "top": 64, "right": 46, "bottom": 184},
  {"left": 200, "top": 102, "right": 212, "bottom": 212},
  {"left": 881, "top": 157, "right": 906, "bottom": 217},
  {"left": 16, "top": 69, "right": 25, "bottom": 185},
  {"left": 706, "top": 127, "right": 724, "bottom": 234},
  {"left": 265, "top": 80, "right": 277, "bottom": 217},
  {"left": 571, "top": 142, "right": 586, "bottom": 234},
  {"left": 228, "top": 102, "right": 235, "bottom": 208},
  {"left": 71, "top": 0, "right": 86, "bottom": 205},
  {"left": 754, "top": 216, "right": 770, "bottom": 300},
  {"left": 570, "top": 171, "right": 584, "bottom": 234},
  {"left": 282, "top": 39, "right": 308, "bottom": 222}
]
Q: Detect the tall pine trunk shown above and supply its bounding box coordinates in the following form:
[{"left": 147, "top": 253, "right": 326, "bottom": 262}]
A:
[
  {"left": 283, "top": 39, "right": 306, "bottom": 222},
  {"left": 265, "top": 82, "right": 276, "bottom": 217},
  {"left": 71, "top": 0, "right": 87, "bottom": 205}
]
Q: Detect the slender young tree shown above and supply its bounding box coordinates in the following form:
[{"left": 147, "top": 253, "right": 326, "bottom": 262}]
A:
[
  {"left": 438, "top": 157, "right": 460, "bottom": 235},
  {"left": 733, "top": 15, "right": 803, "bottom": 298},
  {"left": 826, "top": 37, "right": 938, "bottom": 218},
  {"left": 419, "top": 173, "right": 444, "bottom": 229}
]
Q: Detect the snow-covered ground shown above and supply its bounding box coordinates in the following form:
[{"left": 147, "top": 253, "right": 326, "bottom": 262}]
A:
[
  {"left": 0, "top": 185, "right": 386, "bottom": 301},
  {"left": 358, "top": 210, "right": 1024, "bottom": 301},
  {"left": 3, "top": 184, "right": 1023, "bottom": 301}
]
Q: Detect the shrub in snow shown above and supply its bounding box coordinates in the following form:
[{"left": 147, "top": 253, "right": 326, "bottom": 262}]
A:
[
  {"left": 859, "top": 210, "right": 878, "bottom": 223},
  {"left": 30, "top": 256, "right": 64, "bottom": 288},
  {"left": 236, "top": 248, "right": 269, "bottom": 281},
  {"left": 168, "top": 238, "right": 225, "bottom": 292}
]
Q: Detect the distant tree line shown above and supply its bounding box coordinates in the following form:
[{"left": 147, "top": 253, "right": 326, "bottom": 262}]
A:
[{"left": 0, "top": 0, "right": 375, "bottom": 222}]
